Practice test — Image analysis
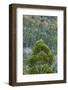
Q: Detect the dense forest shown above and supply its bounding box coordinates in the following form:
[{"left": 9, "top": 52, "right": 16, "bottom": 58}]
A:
[{"left": 23, "top": 15, "right": 57, "bottom": 74}]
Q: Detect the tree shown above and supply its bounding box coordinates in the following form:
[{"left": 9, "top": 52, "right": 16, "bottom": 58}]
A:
[{"left": 27, "top": 39, "right": 54, "bottom": 74}]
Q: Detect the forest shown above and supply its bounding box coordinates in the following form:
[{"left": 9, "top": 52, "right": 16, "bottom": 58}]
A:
[{"left": 23, "top": 15, "right": 57, "bottom": 74}]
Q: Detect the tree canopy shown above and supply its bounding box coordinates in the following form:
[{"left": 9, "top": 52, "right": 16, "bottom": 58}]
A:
[
  {"left": 23, "top": 15, "right": 57, "bottom": 55},
  {"left": 23, "top": 15, "right": 57, "bottom": 74},
  {"left": 27, "top": 39, "right": 55, "bottom": 74}
]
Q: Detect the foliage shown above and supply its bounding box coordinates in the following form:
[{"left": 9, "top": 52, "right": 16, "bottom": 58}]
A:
[
  {"left": 27, "top": 39, "right": 55, "bottom": 74},
  {"left": 23, "top": 15, "right": 57, "bottom": 55},
  {"left": 23, "top": 15, "right": 57, "bottom": 74}
]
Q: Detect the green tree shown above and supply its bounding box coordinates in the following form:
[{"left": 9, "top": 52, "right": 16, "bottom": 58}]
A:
[{"left": 28, "top": 39, "right": 54, "bottom": 74}]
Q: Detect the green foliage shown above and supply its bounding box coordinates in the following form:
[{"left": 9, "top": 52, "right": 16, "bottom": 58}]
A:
[
  {"left": 23, "top": 15, "right": 57, "bottom": 55},
  {"left": 23, "top": 15, "right": 57, "bottom": 74},
  {"left": 27, "top": 39, "right": 54, "bottom": 74},
  {"left": 33, "top": 39, "right": 50, "bottom": 55}
]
